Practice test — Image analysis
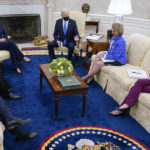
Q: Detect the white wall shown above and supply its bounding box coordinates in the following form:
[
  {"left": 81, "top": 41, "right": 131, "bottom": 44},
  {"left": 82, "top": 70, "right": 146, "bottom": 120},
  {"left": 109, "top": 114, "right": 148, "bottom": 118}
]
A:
[
  {"left": 51, "top": 0, "right": 150, "bottom": 40},
  {"left": 53, "top": 0, "right": 150, "bottom": 19},
  {"left": 51, "top": 12, "right": 150, "bottom": 41},
  {"left": 0, "top": 0, "right": 150, "bottom": 41}
]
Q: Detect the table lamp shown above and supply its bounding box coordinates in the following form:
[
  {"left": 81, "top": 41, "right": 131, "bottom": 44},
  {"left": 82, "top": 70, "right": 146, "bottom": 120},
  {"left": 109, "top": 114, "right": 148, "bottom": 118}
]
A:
[{"left": 107, "top": 0, "right": 132, "bottom": 23}]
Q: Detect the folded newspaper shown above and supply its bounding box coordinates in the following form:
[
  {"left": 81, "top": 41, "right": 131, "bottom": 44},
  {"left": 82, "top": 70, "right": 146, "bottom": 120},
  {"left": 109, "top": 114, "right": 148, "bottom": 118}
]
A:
[
  {"left": 127, "top": 69, "right": 149, "bottom": 79},
  {"left": 87, "top": 34, "right": 103, "bottom": 40}
]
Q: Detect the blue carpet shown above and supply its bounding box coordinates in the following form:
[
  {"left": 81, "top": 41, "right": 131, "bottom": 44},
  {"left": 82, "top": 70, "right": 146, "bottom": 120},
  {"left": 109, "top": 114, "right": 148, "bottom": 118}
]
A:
[{"left": 2, "top": 55, "right": 150, "bottom": 150}]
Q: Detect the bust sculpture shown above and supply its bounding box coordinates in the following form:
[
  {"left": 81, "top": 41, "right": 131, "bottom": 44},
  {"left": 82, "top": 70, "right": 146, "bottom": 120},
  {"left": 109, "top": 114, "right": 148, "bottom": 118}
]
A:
[{"left": 81, "top": 3, "right": 90, "bottom": 15}]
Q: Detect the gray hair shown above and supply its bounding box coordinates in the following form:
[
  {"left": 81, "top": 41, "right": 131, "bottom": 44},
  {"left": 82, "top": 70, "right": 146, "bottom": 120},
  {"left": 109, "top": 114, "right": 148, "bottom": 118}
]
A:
[{"left": 61, "top": 8, "right": 69, "bottom": 13}]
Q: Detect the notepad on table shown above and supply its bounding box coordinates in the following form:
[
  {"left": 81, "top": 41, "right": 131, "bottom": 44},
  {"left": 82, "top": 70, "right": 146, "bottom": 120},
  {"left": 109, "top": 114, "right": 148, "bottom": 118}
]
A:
[{"left": 87, "top": 34, "right": 103, "bottom": 40}]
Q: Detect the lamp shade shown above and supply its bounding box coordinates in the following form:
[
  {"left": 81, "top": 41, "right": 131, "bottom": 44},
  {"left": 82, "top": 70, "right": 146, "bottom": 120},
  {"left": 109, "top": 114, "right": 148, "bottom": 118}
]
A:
[{"left": 107, "top": 0, "right": 132, "bottom": 16}]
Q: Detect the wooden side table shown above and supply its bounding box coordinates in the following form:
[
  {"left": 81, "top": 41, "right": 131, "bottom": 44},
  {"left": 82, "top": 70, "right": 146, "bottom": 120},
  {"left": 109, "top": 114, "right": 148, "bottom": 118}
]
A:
[
  {"left": 85, "top": 21, "right": 99, "bottom": 33},
  {"left": 86, "top": 36, "right": 110, "bottom": 56},
  {"left": 83, "top": 36, "right": 110, "bottom": 70}
]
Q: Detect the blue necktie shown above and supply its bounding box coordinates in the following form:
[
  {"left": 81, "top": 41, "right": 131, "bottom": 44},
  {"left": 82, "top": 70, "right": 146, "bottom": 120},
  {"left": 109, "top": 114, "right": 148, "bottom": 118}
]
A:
[{"left": 63, "top": 21, "right": 67, "bottom": 46}]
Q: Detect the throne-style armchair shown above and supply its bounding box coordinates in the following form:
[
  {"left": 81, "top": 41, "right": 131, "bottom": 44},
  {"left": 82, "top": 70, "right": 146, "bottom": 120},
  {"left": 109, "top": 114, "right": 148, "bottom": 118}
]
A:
[{"left": 55, "top": 11, "right": 86, "bottom": 67}]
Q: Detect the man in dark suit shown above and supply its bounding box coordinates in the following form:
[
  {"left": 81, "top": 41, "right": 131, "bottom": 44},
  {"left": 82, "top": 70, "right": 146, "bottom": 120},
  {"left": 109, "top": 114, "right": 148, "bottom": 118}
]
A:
[
  {"left": 0, "top": 97, "right": 38, "bottom": 141},
  {"left": 48, "top": 8, "right": 79, "bottom": 62},
  {"left": 0, "top": 70, "right": 21, "bottom": 100}
]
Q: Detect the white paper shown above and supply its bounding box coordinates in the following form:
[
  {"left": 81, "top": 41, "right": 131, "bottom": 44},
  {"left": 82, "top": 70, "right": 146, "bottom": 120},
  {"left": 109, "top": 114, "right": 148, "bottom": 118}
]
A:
[
  {"left": 86, "top": 34, "right": 103, "bottom": 40},
  {"left": 101, "top": 57, "right": 115, "bottom": 62},
  {"left": 127, "top": 69, "right": 148, "bottom": 79}
]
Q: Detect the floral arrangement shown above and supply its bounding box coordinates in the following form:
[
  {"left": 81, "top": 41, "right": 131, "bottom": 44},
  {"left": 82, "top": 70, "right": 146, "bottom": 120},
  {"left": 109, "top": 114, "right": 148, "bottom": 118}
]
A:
[{"left": 49, "top": 57, "right": 73, "bottom": 76}]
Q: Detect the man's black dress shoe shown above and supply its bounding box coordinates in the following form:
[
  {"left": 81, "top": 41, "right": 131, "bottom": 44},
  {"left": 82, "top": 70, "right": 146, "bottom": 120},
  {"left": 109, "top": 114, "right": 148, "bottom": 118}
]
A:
[
  {"left": 7, "top": 118, "right": 32, "bottom": 130},
  {"left": 14, "top": 118, "right": 32, "bottom": 126},
  {"left": 5, "top": 93, "right": 21, "bottom": 100},
  {"left": 8, "top": 88, "right": 12, "bottom": 92},
  {"left": 16, "top": 132, "right": 38, "bottom": 141}
]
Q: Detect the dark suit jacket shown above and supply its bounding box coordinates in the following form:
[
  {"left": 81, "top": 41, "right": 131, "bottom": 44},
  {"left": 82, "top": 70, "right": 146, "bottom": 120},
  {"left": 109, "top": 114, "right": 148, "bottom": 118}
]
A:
[
  {"left": 0, "top": 24, "right": 8, "bottom": 39},
  {"left": 53, "top": 18, "right": 79, "bottom": 44},
  {"left": 0, "top": 71, "right": 10, "bottom": 96}
]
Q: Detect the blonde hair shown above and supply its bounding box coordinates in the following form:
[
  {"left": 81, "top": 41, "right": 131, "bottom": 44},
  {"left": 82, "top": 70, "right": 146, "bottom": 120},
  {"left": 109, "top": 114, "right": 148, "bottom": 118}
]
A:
[{"left": 112, "top": 23, "right": 124, "bottom": 36}]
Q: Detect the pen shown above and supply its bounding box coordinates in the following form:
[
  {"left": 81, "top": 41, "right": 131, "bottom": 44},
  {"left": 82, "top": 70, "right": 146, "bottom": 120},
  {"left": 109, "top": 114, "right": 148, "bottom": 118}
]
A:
[{"left": 132, "top": 72, "right": 141, "bottom": 74}]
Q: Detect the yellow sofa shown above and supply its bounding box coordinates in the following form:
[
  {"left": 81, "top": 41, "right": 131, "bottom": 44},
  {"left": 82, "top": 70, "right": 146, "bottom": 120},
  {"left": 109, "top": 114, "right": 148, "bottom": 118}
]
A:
[
  {"left": 0, "top": 122, "right": 5, "bottom": 150},
  {"left": 0, "top": 51, "right": 10, "bottom": 62},
  {"left": 91, "top": 33, "right": 150, "bottom": 133}
]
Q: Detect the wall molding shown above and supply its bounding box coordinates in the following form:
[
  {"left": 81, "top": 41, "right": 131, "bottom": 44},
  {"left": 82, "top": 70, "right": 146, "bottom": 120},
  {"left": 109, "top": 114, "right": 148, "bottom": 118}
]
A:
[{"left": 52, "top": 12, "right": 150, "bottom": 39}]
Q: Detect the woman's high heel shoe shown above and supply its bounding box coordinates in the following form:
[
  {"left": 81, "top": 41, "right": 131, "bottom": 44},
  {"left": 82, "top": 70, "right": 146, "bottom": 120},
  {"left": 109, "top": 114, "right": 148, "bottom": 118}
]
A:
[
  {"left": 116, "top": 107, "right": 130, "bottom": 115},
  {"left": 16, "top": 68, "right": 22, "bottom": 74},
  {"left": 86, "top": 77, "right": 94, "bottom": 84},
  {"left": 109, "top": 111, "right": 125, "bottom": 116},
  {"left": 23, "top": 57, "right": 32, "bottom": 63}
]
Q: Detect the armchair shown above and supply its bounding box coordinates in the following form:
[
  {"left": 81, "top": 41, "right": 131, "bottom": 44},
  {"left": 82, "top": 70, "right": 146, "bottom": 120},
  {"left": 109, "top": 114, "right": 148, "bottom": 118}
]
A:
[
  {"left": 0, "top": 50, "right": 10, "bottom": 72},
  {"left": 0, "top": 36, "right": 11, "bottom": 71},
  {"left": 55, "top": 11, "right": 86, "bottom": 67}
]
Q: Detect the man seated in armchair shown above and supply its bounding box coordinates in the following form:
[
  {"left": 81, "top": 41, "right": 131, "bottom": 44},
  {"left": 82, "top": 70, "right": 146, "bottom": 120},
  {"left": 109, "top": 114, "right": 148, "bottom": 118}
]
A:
[
  {"left": 0, "top": 97, "right": 38, "bottom": 141},
  {"left": 47, "top": 8, "right": 79, "bottom": 63}
]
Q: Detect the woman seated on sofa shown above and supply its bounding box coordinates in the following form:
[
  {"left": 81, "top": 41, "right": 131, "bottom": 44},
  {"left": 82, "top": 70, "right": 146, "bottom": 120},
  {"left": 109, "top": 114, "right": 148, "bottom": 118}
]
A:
[
  {"left": 109, "top": 78, "right": 150, "bottom": 116},
  {"left": 82, "top": 23, "right": 127, "bottom": 83},
  {"left": 0, "top": 24, "right": 31, "bottom": 74}
]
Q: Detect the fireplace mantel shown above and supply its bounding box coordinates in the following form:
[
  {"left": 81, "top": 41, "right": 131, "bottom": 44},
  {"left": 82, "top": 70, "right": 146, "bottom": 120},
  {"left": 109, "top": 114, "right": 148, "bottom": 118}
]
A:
[{"left": 0, "top": 0, "right": 55, "bottom": 39}]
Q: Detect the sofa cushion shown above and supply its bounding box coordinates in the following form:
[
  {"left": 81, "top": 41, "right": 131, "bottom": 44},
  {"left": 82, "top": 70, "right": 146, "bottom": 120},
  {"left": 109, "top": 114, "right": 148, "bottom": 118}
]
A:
[
  {"left": 101, "top": 65, "right": 116, "bottom": 74},
  {"left": 108, "top": 64, "right": 143, "bottom": 91},
  {"left": 140, "top": 49, "right": 150, "bottom": 73},
  {"left": 138, "top": 93, "right": 150, "bottom": 110},
  {"left": 127, "top": 33, "right": 150, "bottom": 66}
]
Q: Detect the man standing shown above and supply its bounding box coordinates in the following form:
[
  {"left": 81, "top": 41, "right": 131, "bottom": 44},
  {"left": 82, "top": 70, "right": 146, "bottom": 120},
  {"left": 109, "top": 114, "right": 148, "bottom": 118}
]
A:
[{"left": 48, "top": 8, "right": 79, "bottom": 62}]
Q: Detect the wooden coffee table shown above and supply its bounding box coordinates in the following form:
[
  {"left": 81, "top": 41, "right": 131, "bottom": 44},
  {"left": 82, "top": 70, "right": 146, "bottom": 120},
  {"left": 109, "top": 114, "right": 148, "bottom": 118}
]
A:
[{"left": 39, "top": 64, "right": 89, "bottom": 120}]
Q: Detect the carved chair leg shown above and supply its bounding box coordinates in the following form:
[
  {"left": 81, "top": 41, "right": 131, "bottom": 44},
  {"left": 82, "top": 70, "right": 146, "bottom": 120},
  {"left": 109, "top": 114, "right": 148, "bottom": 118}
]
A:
[
  {"left": 80, "top": 49, "right": 83, "bottom": 57},
  {"left": 74, "top": 54, "right": 79, "bottom": 67},
  {"left": 61, "top": 51, "right": 63, "bottom": 56}
]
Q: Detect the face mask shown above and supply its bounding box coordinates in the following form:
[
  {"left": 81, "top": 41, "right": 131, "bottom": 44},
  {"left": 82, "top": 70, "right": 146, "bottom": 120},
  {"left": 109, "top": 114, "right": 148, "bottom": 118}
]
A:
[{"left": 63, "top": 16, "right": 69, "bottom": 21}]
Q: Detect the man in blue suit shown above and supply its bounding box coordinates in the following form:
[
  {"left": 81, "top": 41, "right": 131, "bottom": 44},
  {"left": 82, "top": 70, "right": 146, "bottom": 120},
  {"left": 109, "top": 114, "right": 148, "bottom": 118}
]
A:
[{"left": 48, "top": 8, "right": 79, "bottom": 62}]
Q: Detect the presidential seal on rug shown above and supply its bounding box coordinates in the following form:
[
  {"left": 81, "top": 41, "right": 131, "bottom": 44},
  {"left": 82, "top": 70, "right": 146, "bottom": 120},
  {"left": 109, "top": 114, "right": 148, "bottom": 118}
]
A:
[{"left": 38, "top": 126, "right": 148, "bottom": 150}]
